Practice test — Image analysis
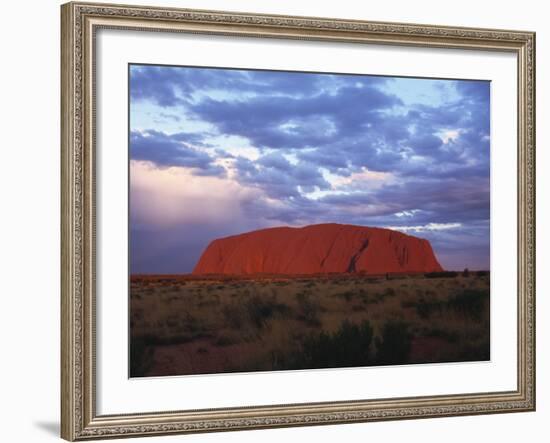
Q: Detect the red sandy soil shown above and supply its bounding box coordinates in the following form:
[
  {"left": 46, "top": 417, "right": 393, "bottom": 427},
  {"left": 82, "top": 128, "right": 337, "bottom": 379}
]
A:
[
  {"left": 149, "top": 338, "right": 264, "bottom": 376},
  {"left": 410, "top": 337, "right": 449, "bottom": 362},
  {"left": 148, "top": 336, "right": 451, "bottom": 376}
]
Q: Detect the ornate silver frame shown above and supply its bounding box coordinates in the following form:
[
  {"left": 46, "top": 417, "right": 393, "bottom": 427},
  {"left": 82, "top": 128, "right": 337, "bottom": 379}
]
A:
[{"left": 61, "top": 2, "right": 536, "bottom": 440}]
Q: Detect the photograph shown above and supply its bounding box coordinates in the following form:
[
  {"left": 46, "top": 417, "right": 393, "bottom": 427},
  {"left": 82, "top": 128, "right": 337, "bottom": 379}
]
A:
[{"left": 129, "top": 64, "right": 491, "bottom": 377}]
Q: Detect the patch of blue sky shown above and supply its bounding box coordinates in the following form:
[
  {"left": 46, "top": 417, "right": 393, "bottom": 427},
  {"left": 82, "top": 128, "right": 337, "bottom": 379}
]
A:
[
  {"left": 379, "top": 77, "right": 462, "bottom": 107},
  {"left": 130, "top": 101, "right": 213, "bottom": 135}
]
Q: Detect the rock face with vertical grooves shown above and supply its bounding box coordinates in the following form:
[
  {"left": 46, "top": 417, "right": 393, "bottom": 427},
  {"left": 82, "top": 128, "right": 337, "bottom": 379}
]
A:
[{"left": 192, "top": 223, "right": 443, "bottom": 275}]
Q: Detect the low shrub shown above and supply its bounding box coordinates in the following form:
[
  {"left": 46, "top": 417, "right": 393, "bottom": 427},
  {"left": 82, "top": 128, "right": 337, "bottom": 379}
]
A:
[
  {"left": 414, "top": 299, "right": 445, "bottom": 319},
  {"left": 215, "top": 334, "right": 238, "bottom": 347},
  {"left": 375, "top": 321, "right": 412, "bottom": 365},
  {"left": 333, "top": 291, "right": 354, "bottom": 302},
  {"left": 447, "top": 289, "right": 489, "bottom": 320},
  {"left": 246, "top": 296, "right": 277, "bottom": 328},
  {"left": 224, "top": 296, "right": 291, "bottom": 330},
  {"left": 424, "top": 327, "right": 459, "bottom": 343},
  {"left": 249, "top": 296, "right": 292, "bottom": 328},
  {"left": 296, "top": 293, "right": 321, "bottom": 326},
  {"left": 130, "top": 337, "right": 154, "bottom": 377},
  {"left": 285, "top": 320, "right": 374, "bottom": 369},
  {"left": 425, "top": 271, "right": 458, "bottom": 279}
]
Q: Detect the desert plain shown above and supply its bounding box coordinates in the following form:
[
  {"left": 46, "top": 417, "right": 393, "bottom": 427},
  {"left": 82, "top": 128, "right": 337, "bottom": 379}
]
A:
[{"left": 130, "top": 271, "right": 489, "bottom": 377}]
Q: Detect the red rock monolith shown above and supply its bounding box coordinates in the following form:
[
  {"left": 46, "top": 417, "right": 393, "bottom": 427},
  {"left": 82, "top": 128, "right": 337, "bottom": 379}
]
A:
[{"left": 192, "top": 223, "right": 443, "bottom": 275}]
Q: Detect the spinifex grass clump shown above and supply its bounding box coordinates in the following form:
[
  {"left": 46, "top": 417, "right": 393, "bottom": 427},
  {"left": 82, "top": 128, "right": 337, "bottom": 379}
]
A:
[
  {"left": 280, "top": 320, "right": 374, "bottom": 370},
  {"left": 447, "top": 289, "right": 488, "bottom": 320},
  {"left": 375, "top": 320, "right": 412, "bottom": 365}
]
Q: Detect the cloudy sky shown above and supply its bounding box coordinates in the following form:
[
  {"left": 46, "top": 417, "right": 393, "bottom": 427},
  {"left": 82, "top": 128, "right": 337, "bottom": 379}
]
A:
[{"left": 129, "top": 64, "right": 490, "bottom": 274}]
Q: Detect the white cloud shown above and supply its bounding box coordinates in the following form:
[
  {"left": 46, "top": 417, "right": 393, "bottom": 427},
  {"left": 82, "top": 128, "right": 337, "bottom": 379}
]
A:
[
  {"left": 323, "top": 167, "right": 395, "bottom": 190},
  {"left": 203, "top": 134, "right": 260, "bottom": 160},
  {"left": 283, "top": 153, "right": 299, "bottom": 166},
  {"left": 305, "top": 167, "right": 396, "bottom": 200},
  {"left": 279, "top": 116, "right": 337, "bottom": 137},
  {"left": 384, "top": 222, "right": 462, "bottom": 233},
  {"left": 395, "top": 209, "right": 422, "bottom": 218},
  {"left": 436, "top": 128, "right": 462, "bottom": 144}
]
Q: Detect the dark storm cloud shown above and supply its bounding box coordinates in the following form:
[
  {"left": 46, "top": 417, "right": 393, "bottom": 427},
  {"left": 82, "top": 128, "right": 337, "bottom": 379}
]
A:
[
  {"left": 129, "top": 65, "right": 350, "bottom": 107},
  {"left": 456, "top": 80, "right": 491, "bottom": 103},
  {"left": 191, "top": 85, "right": 402, "bottom": 150},
  {"left": 130, "top": 65, "right": 250, "bottom": 106},
  {"left": 130, "top": 130, "right": 225, "bottom": 176},
  {"left": 298, "top": 177, "right": 489, "bottom": 227},
  {"left": 132, "top": 65, "right": 490, "bottom": 177}
]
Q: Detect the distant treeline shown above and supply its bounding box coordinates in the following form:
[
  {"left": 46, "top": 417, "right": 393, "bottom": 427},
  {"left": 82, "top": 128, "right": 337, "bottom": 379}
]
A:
[
  {"left": 130, "top": 270, "right": 490, "bottom": 283},
  {"left": 425, "top": 270, "right": 490, "bottom": 278}
]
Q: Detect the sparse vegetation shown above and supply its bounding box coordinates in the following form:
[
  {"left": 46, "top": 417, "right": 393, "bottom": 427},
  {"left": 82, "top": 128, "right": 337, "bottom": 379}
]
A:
[
  {"left": 375, "top": 321, "right": 412, "bottom": 365},
  {"left": 278, "top": 320, "right": 374, "bottom": 369},
  {"left": 245, "top": 295, "right": 290, "bottom": 328},
  {"left": 130, "top": 337, "right": 154, "bottom": 377},
  {"left": 447, "top": 289, "right": 489, "bottom": 320},
  {"left": 296, "top": 293, "right": 321, "bottom": 326},
  {"left": 425, "top": 271, "right": 458, "bottom": 278},
  {"left": 130, "top": 272, "right": 490, "bottom": 376}
]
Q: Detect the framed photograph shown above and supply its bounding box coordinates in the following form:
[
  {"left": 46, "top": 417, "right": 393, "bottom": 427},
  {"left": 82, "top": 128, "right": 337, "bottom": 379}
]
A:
[{"left": 61, "top": 1, "right": 536, "bottom": 440}]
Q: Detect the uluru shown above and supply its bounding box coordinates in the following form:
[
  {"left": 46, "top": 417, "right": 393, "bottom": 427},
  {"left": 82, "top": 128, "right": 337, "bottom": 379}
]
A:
[{"left": 193, "top": 223, "right": 443, "bottom": 275}]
